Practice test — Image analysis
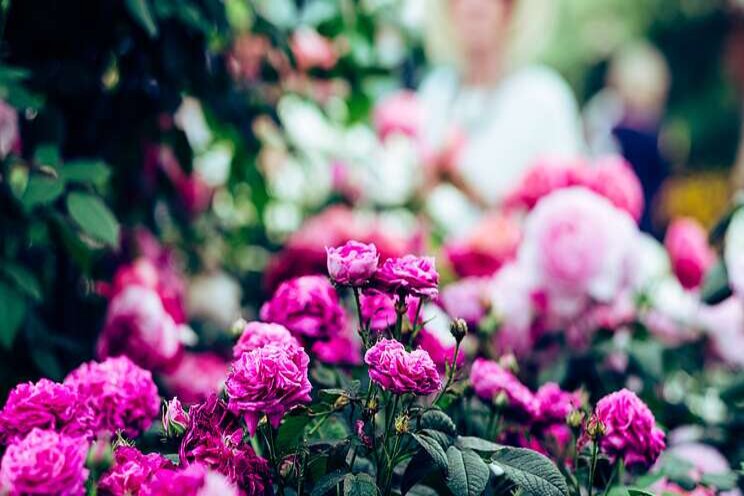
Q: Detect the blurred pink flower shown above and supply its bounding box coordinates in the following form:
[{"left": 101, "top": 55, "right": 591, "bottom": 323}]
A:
[
  {"left": 469, "top": 358, "right": 536, "bottom": 417},
  {"left": 290, "top": 28, "right": 337, "bottom": 71},
  {"left": 160, "top": 352, "right": 229, "bottom": 404},
  {"left": 0, "top": 99, "right": 20, "bottom": 158},
  {"left": 415, "top": 326, "right": 463, "bottom": 375},
  {"left": 326, "top": 240, "right": 379, "bottom": 286},
  {"left": 697, "top": 297, "right": 744, "bottom": 369},
  {"left": 142, "top": 463, "right": 239, "bottom": 496},
  {"left": 373, "top": 90, "right": 421, "bottom": 140},
  {"left": 665, "top": 218, "right": 715, "bottom": 290},
  {"left": 503, "top": 156, "right": 587, "bottom": 211},
  {"left": 439, "top": 277, "right": 490, "bottom": 326},
  {"left": 364, "top": 338, "right": 441, "bottom": 395},
  {"left": 582, "top": 156, "right": 644, "bottom": 223},
  {"left": 533, "top": 383, "right": 583, "bottom": 424},
  {"left": 360, "top": 290, "right": 398, "bottom": 331},
  {"left": 311, "top": 328, "right": 362, "bottom": 366},
  {"left": 443, "top": 213, "right": 521, "bottom": 278}
]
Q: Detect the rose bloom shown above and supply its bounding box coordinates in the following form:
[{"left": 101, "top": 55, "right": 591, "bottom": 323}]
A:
[
  {"left": 162, "top": 397, "right": 189, "bottom": 437},
  {"left": 589, "top": 389, "right": 666, "bottom": 468},
  {"left": 469, "top": 358, "right": 536, "bottom": 417},
  {"left": 665, "top": 218, "right": 714, "bottom": 290},
  {"left": 233, "top": 322, "right": 300, "bottom": 359},
  {"left": 415, "top": 327, "right": 464, "bottom": 376},
  {"left": 373, "top": 255, "right": 439, "bottom": 298},
  {"left": 160, "top": 352, "right": 229, "bottom": 404},
  {"left": 0, "top": 379, "right": 93, "bottom": 444},
  {"left": 142, "top": 464, "right": 239, "bottom": 496},
  {"left": 581, "top": 156, "right": 644, "bottom": 223},
  {"left": 326, "top": 240, "right": 379, "bottom": 286},
  {"left": 98, "top": 446, "right": 173, "bottom": 496},
  {"left": 225, "top": 344, "right": 312, "bottom": 436},
  {"left": 503, "top": 156, "right": 587, "bottom": 211},
  {"left": 373, "top": 90, "right": 422, "bottom": 141},
  {"left": 290, "top": 27, "right": 337, "bottom": 71},
  {"left": 443, "top": 213, "right": 521, "bottom": 278},
  {"left": 364, "top": 338, "right": 441, "bottom": 395},
  {"left": 0, "top": 429, "right": 89, "bottom": 496},
  {"left": 0, "top": 99, "right": 20, "bottom": 158},
  {"left": 65, "top": 356, "right": 161, "bottom": 438},
  {"left": 439, "top": 277, "right": 489, "bottom": 326},
  {"left": 97, "top": 285, "right": 185, "bottom": 372},
  {"left": 519, "top": 188, "right": 637, "bottom": 317},
  {"left": 311, "top": 329, "right": 362, "bottom": 366},
  {"left": 260, "top": 275, "right": 347, "bottom": 340},
  {"left": 533, "top": 383, "right": 583, "bottom": 424},
  {"left": 360, "top": 290, "right": 398, "bottom": 331}
]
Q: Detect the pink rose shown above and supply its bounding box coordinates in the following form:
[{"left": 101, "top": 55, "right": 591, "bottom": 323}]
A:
[
  {"left": 439, "top": 277, "right": 489, "bottom": 326},
  {"left": 0, "top": 99, "right": 20, "bottom": 158},
  {"left": 97, "top": 285, "right": 186, "bottom": 372},
  {"left": 326, "top": 240, "right": 379, "bottom": 286},
  {"left": 533, "top": 383, "right": 583, "bottom": 424},
  {"left": 415, "top": 327, "right": 464, "bottom": 375},
  {"left": 364, "top": 338, "right": 441, "bottom": 395},
  {"left": 311, "top": 329, "right": 362, "bottom": 366},
  {"left": 373, "top": 90, "right": 422, "bottom": 140},
  {"left": 98, "top": 446, "right": 173, "bottom": 496},
  {"left": 0, "top": 429, "right": 89, "bottom": 496},
  {"left": 233, "top": 322, "right": 300, "bottom": 359},
  {"left": 583, "top": 156, "right": 644, "bottom": 223},
  {"left": 504, "top": 156, "right": 587, "bottom": 211},
  {"left": 665, "top": 218, "right": 714, "bottom": 290},
  {"left": 290, "top": 27, "right": 337, "bottom": 71},
  {"left": 142, "top": 464, "right": 239, "bottom": 496},
  {"left": 443, "top": 213, "right": 521, "bottom": 278},
  {"left": 373, "top": 255, "right": 439, "bottom": 298},
  {"left": 469, "top": 358, "right": 536, "bottom": 417},
  {"left": 65, "top": 356, "right": 161, "bottom": 438},
  {"left": 225, "top": 344, "right": 312, "bottom": 436},
  {"left": 160, "top": 352, "right": 229, "bottom": 404},
  {"left": 260, "top": 275, "right": 347, "bottom": 340},
  {"left": 162, "top": 397, "right": 190, "bottom": 437},
  {"left": 360, "top": 290, "right": 397, "bottom": 331},
  {"left": 589, "top": 389, "right": 666, "bottom": 468}
]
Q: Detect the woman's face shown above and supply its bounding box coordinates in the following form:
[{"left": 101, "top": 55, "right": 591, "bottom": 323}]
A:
[{"left": 448, "top": 0, "right": 515, "bottom": 57}]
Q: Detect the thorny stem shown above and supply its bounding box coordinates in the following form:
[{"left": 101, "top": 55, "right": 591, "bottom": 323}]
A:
[{"left": 434, "top": 339, "right": 462, "bottom": 405}]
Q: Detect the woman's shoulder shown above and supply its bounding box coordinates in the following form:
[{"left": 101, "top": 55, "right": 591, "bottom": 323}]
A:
[{"left": 418, "top": 65, "right": 459, "bottom": 98}]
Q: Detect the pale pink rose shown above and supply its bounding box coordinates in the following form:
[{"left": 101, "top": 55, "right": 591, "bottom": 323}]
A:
[
  {"left": 582, "top": 156, "right": 644, "bottom": 222},
  {"left": 290, "top": 27, "right": 337, "bottom": 71},
  {"left": 373, "top": 90, "right": 421, "bottom": 140},
  {"left": 364, "top": 339, "right": 441, "bottom": 395},
  {"left": 160, "top": 352, "right": 229, "bottom": 404},
  {"left": 326, "top": 240, "right": 379, "bottom": 286},
  {"left": 665, "top": 218, "right": 715, "bottom": 290},
  {"left": 443, "top": 213, "right": 521, "bottom": 278}
]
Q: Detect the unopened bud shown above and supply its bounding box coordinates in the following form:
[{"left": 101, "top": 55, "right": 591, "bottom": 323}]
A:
[
  {"left": 498, "top": 354, "right": 519, "bottom": 373},
  {"left": 231, "top": 318, "right": 248, "bottom": 337},
  {"left": 162, "top": 397, "right": 189, "bottom": 437},
  {"left": 394, "top": 414, "right": 410, "bottom": 434},
  {"left": 450, "top": 318, "right": 468, "bottom": 343},
  {"left": 366, "top": 398, "right": 379, "bottom": 413},
  {"left": 493, "top": 391, "right": 509, "bottom": 409},
  {"left": 566, "top": 410, "right": 584, "bottom": 429},
  {"left": 585, "top": 414, "right": 606, "bottom": 439}
]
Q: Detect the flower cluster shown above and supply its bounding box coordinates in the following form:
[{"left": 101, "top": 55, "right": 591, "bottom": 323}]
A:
[{"left": 364, "top": 338, "right": 441, "bottom": 395}]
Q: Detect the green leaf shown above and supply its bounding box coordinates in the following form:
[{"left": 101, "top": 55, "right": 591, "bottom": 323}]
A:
[
  {"left": 402, "top": 450, "right": 439, "bottom": 495},
  {"left": 125, "top": 0, "right": 158, "bottom": 37},
  {"left": 343, "top": 473, "right": 377, "bottom": 496},
  {"left": 0, "top": 282, "right": 26, "bottom": 349},
  {"left": 455, "top": 436, "right": 502, "bottom": 453},
  {"left": 20, "top": 176, "right": 64, "bottom": 210},
  {"left": 0, "top": 262, "right": 41, "bottom": 301},
  {"left": 699, "top": 471, "right": 738, "bottom": 491},
  {"left": 490, "top": 447, "right": 569, "bottom": 496},
  {"left": 59, "top": 160, "right": 111, "bottom": 187},
  {"left": 700, "top": 260, "right": 732, "bottom": 305},
  {"left": 275, "top": 414, "right": 311, "bottom": 455},
  {"left": 66, "top": 192, "right": 120, "bottom": 247},
  {"left": 310, "top": 470, "right": 348, "bottom": 496},
  {"left": 420, "top": 410, "right": 456, "bottom": 437},
  {"left": 411, "top": 430, "right": 450, "bottom": 471},
  {"left": 33, "top": 144, "right": 61, "bottom": 167},
  {"left": 627, "top": 489, "right": 656, "bottom": 496},
  {"left": 445, "top": 447, "right": 490, "bottom": 496}
]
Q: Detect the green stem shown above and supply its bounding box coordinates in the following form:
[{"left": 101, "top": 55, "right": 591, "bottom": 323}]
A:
[
  {"left": 433, "top": 340, "right": 461, "bottom": 405},
  {"left": 352, "top": 287, "right": 368, "bottom": 349},
  {"left": 588, "top": 441, "right": 599, "bottom": 496}
]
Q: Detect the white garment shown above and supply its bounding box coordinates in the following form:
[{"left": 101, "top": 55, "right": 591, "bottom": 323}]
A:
[{"left": 419, "top": 64, "right": 583, "bottom": 234}]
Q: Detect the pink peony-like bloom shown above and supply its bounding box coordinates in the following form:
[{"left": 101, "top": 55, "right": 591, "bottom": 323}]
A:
[
  {"left": 503, "top": 156, "right": 587, "bottom": 211},
  {"left": 665, "top": 218, "right": 715, "bottom": 290},
  {"left": 582, "top": 156, "right": 644, "bottom": 223},
  {"left": 326, "top": 240, "right": 379, "bottom": 286},
  {"left": 364, "top": 339, "right": 441, "bottom": 395},
  {"left": 65, "top": 356, "right": 161, "bottom": 438},
  {"left": 98, "top": 446, "right": 173, "bottom": 496},
  {"left": 415, "top": 327, "right": 464, "bottom": 375},
  {"left": 0, "top": 99, "right": 20, "bottom": 159},
  {"left": 225, "top": 344, "right": 312, "bottom": 436},
  {"left": 162, "top": 397, "right": 190, "bottom": 437},
  {"left": 142, "top": 463, "right": 239, "bottom": 496},
  {"left": 260, "top": 275, "right": 347, "bottom": 340},
  {"left": 233, "top": 322, "right": 300, "bottom": 359},
  {"left": 97, "top": 285, "right": 186, "bottom": 372},
  {"left": 469, "top": 358, "right": 536, "bottom": 417},
  {"left": 373, "top": 90, "right": 422, "bottom": 141},
  {"left": 439, "top": 277, "right": 490, "bottom": 326},
  {"left": 489, "top": 262, "right": 539, "bottom": 357},
  {"left": 160, "top": 352, "right": 229, "bottom": 404},
  {"left": 373, "top": 255, "right": 439, "bottom": 298},
  {"left": 533, "top": 383, "right": 583, "bottom": 424},
  {"left": 589, "top": 389, "right": 666, "bottom": 468},
  {"left": 360, "top": 290, "right": 398, "bottom": 331},
  {"left": 0, "top": 379, "right": 94, "bottom": 444},
  {"left": 290, "top": 27, "right": 337, "bottom": 71},
  {"left": 0, "top": 428, "right": 89, "bottom": 496},
  {"left": 311, "top": 329, "right": 362, "bottom": 366},
  {"left": 179, "top": 395, "right": 272, "bottom": 493},
  {"left": 443, "top": 213, "right": 521, "bottom": 278}
]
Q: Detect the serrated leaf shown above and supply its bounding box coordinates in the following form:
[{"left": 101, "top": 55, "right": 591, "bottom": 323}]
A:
[
  {"left": 59, "top": 160, "right": 111, "bottom": 187},
  {"left": 491, "top": 447, "right": 569, "bottom": 496},
  {"left": 310, "top": 470, "right": 348, "bottom": 496},
  {"left": 420, "top": 410, "right": 456, "bottom": 436},
  {"left": 402, "top": 450, "right": 439, "bottom": 495},
  {"left": 66, "top": 192, "right": 120, "bottom": 247},
  {"left": 275, "top": 414, "right": 311, "bottom": 455},
  {"left": 0, "top": 282, "right": 26, "bottom": 349},
  {"left": 411, "top": 431, "right": 449, "bottom": 472},
  {"left": 0, "top": 263, "right": 41, "bottom": 301},
  {"left": 343, "top": 473, "right": 377, "bottom": 496},
  {"left": 20, "top": 176, "right": 64, "bottom": 209},
  {"left": 445, "top": 447, "right": 490, "bottom": 496},
  {"left": 125, "top": 0, "right": 158, "bottom": 37},
  {"left": 455, "top": 436, "right": 502, "bottom": 453}
]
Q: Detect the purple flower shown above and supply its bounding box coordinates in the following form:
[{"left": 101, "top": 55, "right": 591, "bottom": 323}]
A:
[
  {"left": 65, "top": 356, "right": 161, "bottom": 438},
  {"left": 469, "top": 358, "right": 536, "bottom": 417},
  {"left": 142, "top": 463, "right": 239, "bottom": 496},
  {"left": 311, "top": 329, "right": 362, "bottom": 366},
  {"left": 364, "top": 338, "right": 441, "bottom": 395},
  {"left": 439, "top": 277, "right": 489, "bottom": 326},
  {"left": 162, "top": 397, "right": 189, "bottom": 437},
  {"left": 373, "top": 255, "right": 439, "bottom": 298},
  {"left": 160, "top": 352, "right": 228, "bottom": 405},
  {"left": 0, "top": 379, "right": 94, "bottom": 444},
  {"left": 233, "top": 321, "right": 300, "bottom": 359},
  {"left": 260, "top": 275, "right": 347, "bottom": 340},
  {"left": 0, "top": 429, "right": 89, "bottom": 496},
  {"left": 360, "top": 290, "right": 397, "bottom": 331},
  {"left": 326, "top": 240, "right": 379, "bottom": 286},
  {"left": 98, "top": 446, "right": 173, "bottom": 496},
  {"left": 589, "top": 389, "right": 666, "bottom": 468},
  {"left": 533, "top": 383, "right": 583, "bottom": 424},
  {"left": 225, "top": 344, "right": 312, "bottom": 436},
  {"left": 415, "top": 327, "right": 463, "bottom": 376}
]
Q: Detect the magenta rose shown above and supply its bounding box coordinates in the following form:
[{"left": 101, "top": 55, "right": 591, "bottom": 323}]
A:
[
  {"left": 589, "top": 389, "right": 666, "bottom": 468},
  {"left": 65, "top": 356, "right": 161, "bottom": 438},
  {"left": 233, "top": 322, "right": 300, "bottom": 359},
  {"left": 0, "top": 379, "right": 94, "bottom": 444},
  {"left": 665, "top": 218, "right": 714, "bottom": 290},
  {"left": 142, "top": 463, "right": 239, "bottom": 496},
  {"left": 311, "top": 329, "right": 362, "bottom": 366},
  {"left": 360, "top": 290, "right": 397, "bottom": 331},
  {"left": 364, "top": 338, "right": 441, "bottom": 395},
  {"left": 326, "top": 240, "right": 379, "bottom": 286},
  {"left": 0, "top": 429, "right": 89, "bottom": 496},
  {"left": 415, "top": 327, "right": 464, "bottom": 375},
  {"left": 260, "top": 275, "right": 347, "bottom": 340},
  {"left": 160, "top": 352, "right": 229, "bottom": 404},
  {"left": 469, "top": 358, "right": 536, "bottom": 417},
  {"left": 533, "top": 383, "right": 583, "bottom": 424},
  {"left": 373, "top": 255, "right": 439, "bottom": 298},
  {"left": 225, "top": 344, "right": 312, "bottom": 436},
  {"left": 98, "top": 446, "right": 174, "bottom": 496},
  {"left": 373, "top": 90, "right": 422, "bottom": 140}
]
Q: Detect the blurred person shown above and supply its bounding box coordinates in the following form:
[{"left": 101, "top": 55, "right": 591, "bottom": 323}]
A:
[
  {"left": 419, "top": 0, "right": 583, "bottom": 234},
  {"left": 727, "top": 6, "right": 744, "bottom": 191},
  {"left": 584, "top": 41, "right": 672, "bottom": 236}
]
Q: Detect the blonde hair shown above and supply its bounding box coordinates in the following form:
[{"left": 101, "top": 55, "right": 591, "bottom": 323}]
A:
[{"left": 424, "top": 0, "right": 557, "bottom": 70}]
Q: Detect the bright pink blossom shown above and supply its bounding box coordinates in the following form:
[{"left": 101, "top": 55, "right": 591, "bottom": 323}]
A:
[
  {"left": 233, "top": 322, "right": 300, "bottom": 359},
  {"left": 469, "top": 358, "right": 536, "bottom": 417},
  {"left": 311, "top": 329, "right": 362, "bottom": 366},
  {"left": 415, "top": 327, "right": 464, "bottom": 375},
  {"left": 326, "top": 240, "right": 379, "bottom": 286},
  {"left": 665, "top": 218, "right": 715, "bottom": 290},
  {"left": 98, "top": 446, "right": 173, "bottom": 496},
  {"left": 583, "top": 156, "right": 644, "bottom": 223},
  {"left": 373, "top": 90, "right": 421, "bottom": 140},
  {"left": 533, "top": 383, "right": 583, "bottom": 424},
  {"left": 360, "top": 290, "right": 397, "bottom": 331},
  {"left": 443, "top": 213, "right": 521, "bottom": 278},
  {"left": 160, "top": 352, "right": 229, "bottom": 404},
  {"left": 374, "top": 255, "right": 439, "bottom": 298},
  {"left": 503, "top": 156, "right": 586, "bottom": 210},
  {"left": 364, "top": 339, "right": 441, "bottom": 395},
  {"left": 142, "top": 463, "right": 239, "bottom": 496}
]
